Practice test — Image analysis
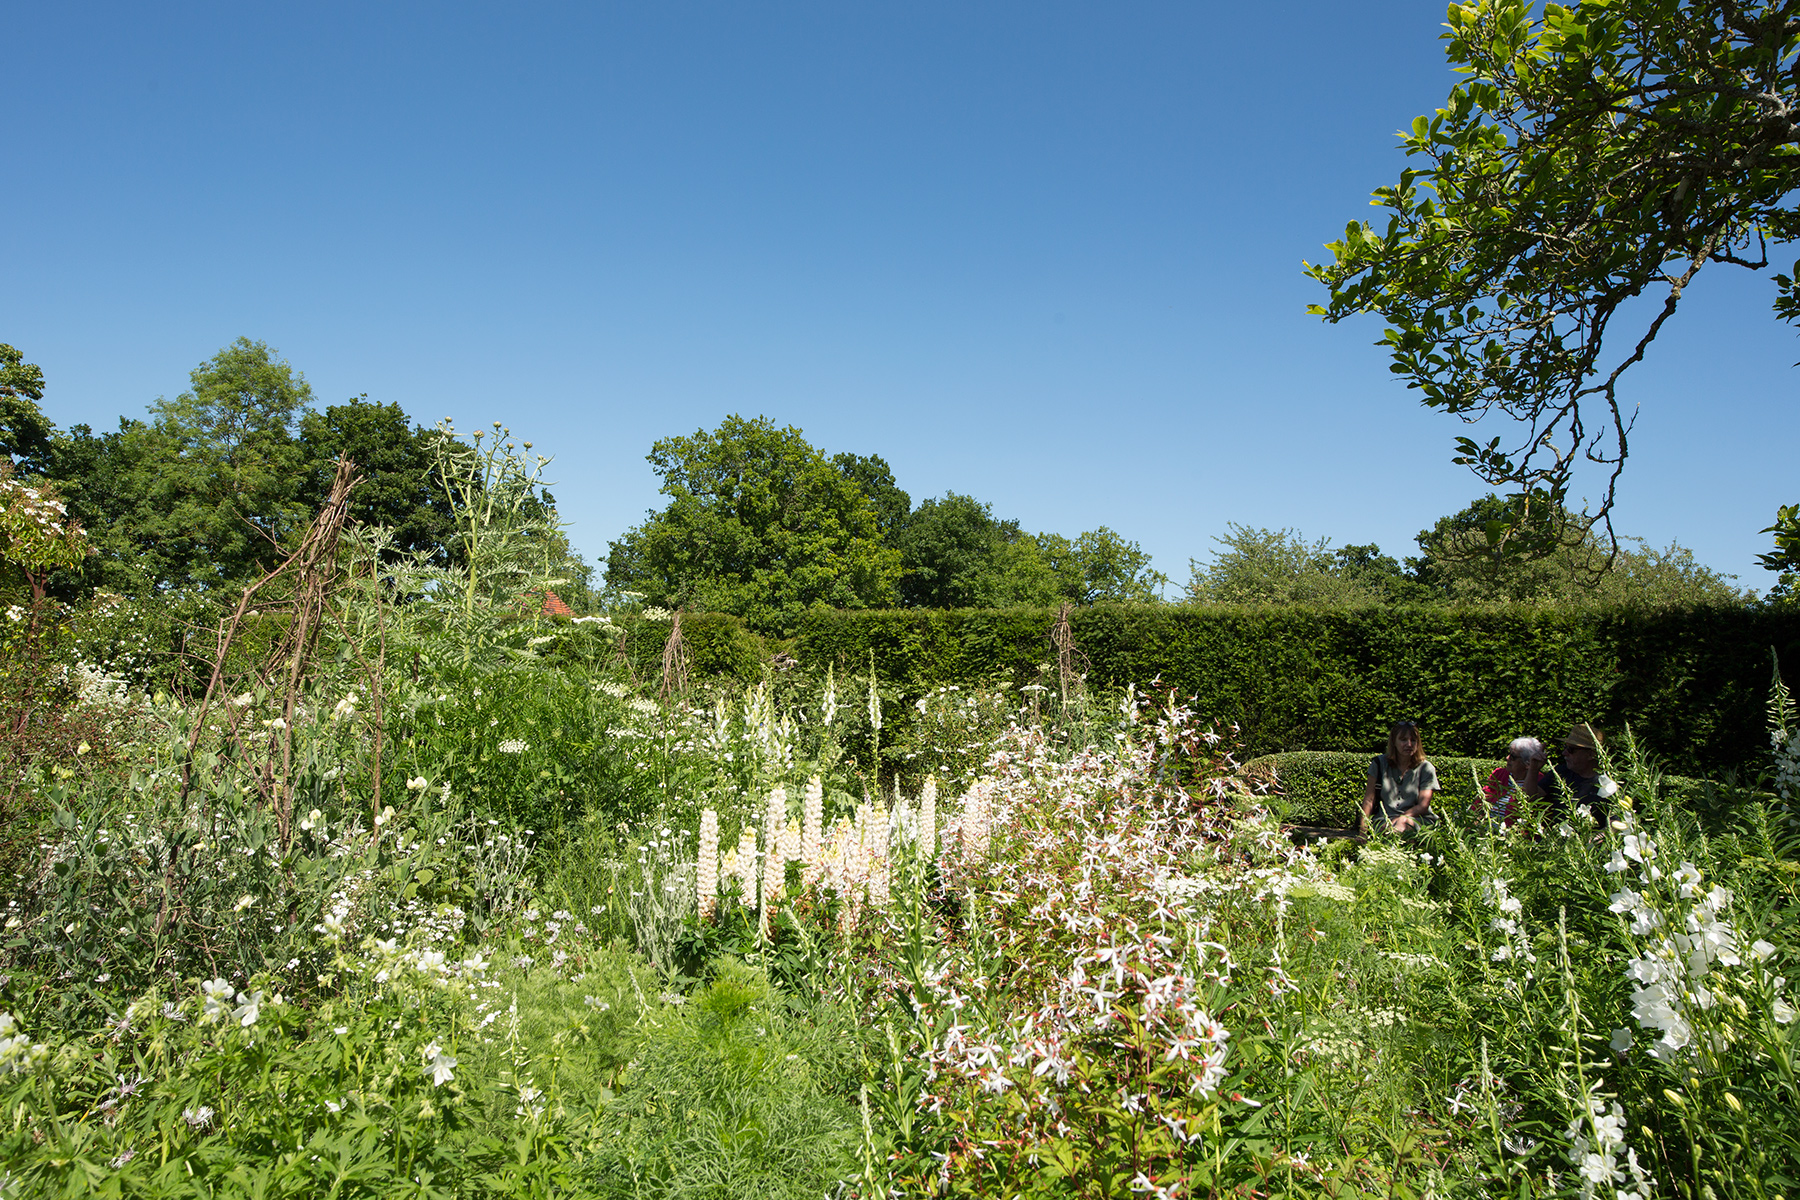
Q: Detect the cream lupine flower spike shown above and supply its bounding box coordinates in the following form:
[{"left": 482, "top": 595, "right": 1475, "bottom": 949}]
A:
[
  {"left": 733, "top": 826, "right": 758, "bottom": 895},
  {"left": 696, "top": 808, "right": 719, "bottom": 920},
  {"left": 761, "top": 787, "right": 788, "bottom": 926},
  {"left": 802, "top": 776, "right": 824, "bottom": 885},
  {"left": 918, "top": 775, "right": 937, "bottom": 858}
]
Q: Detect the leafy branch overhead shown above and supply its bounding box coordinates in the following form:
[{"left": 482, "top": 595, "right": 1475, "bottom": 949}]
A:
[{"left": 1308, "top": 0, "right": 1800, "bottom": 551}]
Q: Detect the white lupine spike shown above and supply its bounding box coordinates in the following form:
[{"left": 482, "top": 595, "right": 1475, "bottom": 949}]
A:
[
  {"left": 801, "top": 776, "right": 824, "bottom": 884},
  {"left": 919, "top": 776, "right": 937, "bottom": 858},
  {"left": 696, "top": 808, "right": 720, "bottom": 920},
  {"left": 761, "top": 788, "right": 788, "bottom": 920},
  {"left": 781, "top": 817, "right": 802, "bottom": 863},
  {"left": 734, "top": 826, "right": 758, "bottom": 893}
]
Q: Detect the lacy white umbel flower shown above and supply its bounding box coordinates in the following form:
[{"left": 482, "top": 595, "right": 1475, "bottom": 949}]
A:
[{"left": 497, "top": 739, "right": 528, "bottom": 755}]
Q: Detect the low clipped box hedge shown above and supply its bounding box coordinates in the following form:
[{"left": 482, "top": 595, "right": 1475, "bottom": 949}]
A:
[{"left": 1242, "top": 751, "right": 1719, "bottom": 829}]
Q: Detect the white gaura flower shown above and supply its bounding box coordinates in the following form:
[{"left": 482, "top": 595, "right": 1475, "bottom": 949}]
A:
[{"left": 422, "top": 1041, "right": 457, "bottom": 1086}]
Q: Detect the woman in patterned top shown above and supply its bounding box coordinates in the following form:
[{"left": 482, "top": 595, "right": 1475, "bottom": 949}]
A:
[{"left": 1360, "top": 720, "right": 1438, "bottom": 835}]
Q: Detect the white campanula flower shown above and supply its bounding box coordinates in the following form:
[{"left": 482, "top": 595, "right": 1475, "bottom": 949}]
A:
[
  {"left": 233, "top": 990, "right": 263, "bottom": 1028},
  {"left": 200, "top": 978, "right": 235, "bottom": 1023},
  {"left": 1609, "top": 1028, "right": 1633, "bottom": 1053},
  {"left": 1595, "top": 775, "right": 1620, "bottom": 799},
  {"left": 1752, "top": 939, "right": 1778, "bottom": 961},
  {"left": 422, "top": 1041, "right": 457, "bottom": 1086}
]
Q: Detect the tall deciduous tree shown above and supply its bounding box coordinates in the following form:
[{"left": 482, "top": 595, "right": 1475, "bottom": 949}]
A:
[
  {"left": 0, "top": 344, "right": 54, "bottom": 478},
  {"left": 605, "top": 415, "right": 901, "bottom": 631},
  {"left": 1308, "top": 0, "right": 1800, "bottom": 551},
  {"left": 297, "top": 398, "right": 456, "bottom": 565}
]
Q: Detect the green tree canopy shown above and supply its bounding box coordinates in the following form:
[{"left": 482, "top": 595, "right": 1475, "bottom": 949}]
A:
[
  {"left": 297, "top": 397, "right": 457, "bottom": 565},
  {"left": 605, "top": 415, "right": 902, "bottom": 632},
  {"left": 0, "top": 344, "right": 54, "bottom": 478},
  {"left": 1308, "top": 0, "right": 1800, "bottom": 550},
  {"left": 1187, "top": 503, "right": 1747, "bottom": 608}
]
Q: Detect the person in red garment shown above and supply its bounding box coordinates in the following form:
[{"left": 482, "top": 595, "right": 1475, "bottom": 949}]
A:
[{"left": 1479, "top": 736, "right": 1547, "bottom": 827}]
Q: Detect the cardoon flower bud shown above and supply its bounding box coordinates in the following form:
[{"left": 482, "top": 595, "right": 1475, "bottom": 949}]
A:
[{"left": 696, "top": 808, "right": 719, "bottom": 920}]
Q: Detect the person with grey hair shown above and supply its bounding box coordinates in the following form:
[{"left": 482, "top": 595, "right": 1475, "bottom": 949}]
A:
[{"left": 1479, "top": 736, "right": 1547, "bottom": 827}]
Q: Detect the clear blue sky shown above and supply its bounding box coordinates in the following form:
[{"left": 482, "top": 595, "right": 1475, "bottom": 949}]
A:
[{"left": 5, "top": 2, "right": 1793, "bottom": 591}]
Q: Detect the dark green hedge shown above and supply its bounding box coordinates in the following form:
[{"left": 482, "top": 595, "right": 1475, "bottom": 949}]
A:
[
  {"left": 793, "top": 604, "right": 1800, "bottom": 776},
  {"left": 619, "top": 613, "right": 770, "bottom": 685}
]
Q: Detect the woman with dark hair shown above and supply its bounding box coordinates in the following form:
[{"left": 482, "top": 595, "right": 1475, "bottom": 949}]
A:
[{"left": 1360, "top": 720, "right": 1438, "bottom": 835}]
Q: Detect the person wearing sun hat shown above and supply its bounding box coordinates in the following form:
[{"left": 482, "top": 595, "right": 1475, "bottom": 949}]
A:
[{"left": 1543, "top": 722, "right": 1618, "bottom": 822}]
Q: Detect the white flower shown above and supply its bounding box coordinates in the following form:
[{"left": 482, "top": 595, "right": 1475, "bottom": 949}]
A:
[
  {"left": 498, "top": 739, "right": 528, "bottom": 755},
  {"left": 182, "top": 1104, "right": 214, "bottom": 1129},
  {"left": 1751, "top": 939, "right": 1777, "bottom": 962},
  {"left": 422, "top": 1041, "right": 457, "bottom": 1086},
  {"left": 298, "top": 808, "right": 323, "bottom": 833},
  {"left": 1775, "top": 999, "right": 1797, "bottom": 1025},
  {"left": 1610, "top": 1028, "right": 1634, "bottom": 1053},
  {"left": 1596, "top": 775, "right": 1620, "bottom": 799},
  {"left": 406, "top": 777, "right": 428, "bottom": 792},
  {"left": 233, "top": 990, "right": 263, "bottom": 1027},
  {"left": 232, "top": 894, "right": 256, "bottom": 913},
  {"left": 332, "top": 693, "right": 359, "bottom": 720},
  {"left": 200, "top": 978, "right": 235, "bottom": 1023}
]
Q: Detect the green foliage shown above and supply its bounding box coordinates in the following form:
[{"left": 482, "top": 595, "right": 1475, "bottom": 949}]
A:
[
  {"left": 0, "top": 343, "right": 54, "bottom": 477},
  {"left": 123, "top": 338, "right": 316, "bottom": 591},
  {"left": 618, "top": 611, "right": 770, "bottom": 684},
  {"left": 296, "top": 397, "right": 456, "bottom": 565},
  {"left": 1308, "top": 0, "right": 1800, "bottom": 537},
  {"left": 1188, "top": 524, "right": 1403, "bottom": 606},
  {"left": 1761, "top": 503, "right": 1800, "bottom": 603},
  {"left": 797, "top": 603, "right": 1800, "bottom": 774},
  {"left": 1414, "top": 495, "right": 1750, "bottom": 606},
  {"left": 586, "top": 960, "right": 860, "bottom": 1198},
  {"left": 605, "top": 415, "right": 902, "bottom": 633}
]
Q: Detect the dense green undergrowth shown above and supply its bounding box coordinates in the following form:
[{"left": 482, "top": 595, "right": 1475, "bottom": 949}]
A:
[{"left": 7, "top": 467, "right": 1800, "bottom": 1198}]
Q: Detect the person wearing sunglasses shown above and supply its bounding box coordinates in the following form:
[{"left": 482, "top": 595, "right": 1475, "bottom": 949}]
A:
[
  {"left": 1479, "top": 737, "right": 1547, "bottom": 827},
  {"left": 1360, "top": 720, "right": 1438, "bottom": 835},
  {"left": 1542, "top": 723, "right": 1617, "bottom": 822}
]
